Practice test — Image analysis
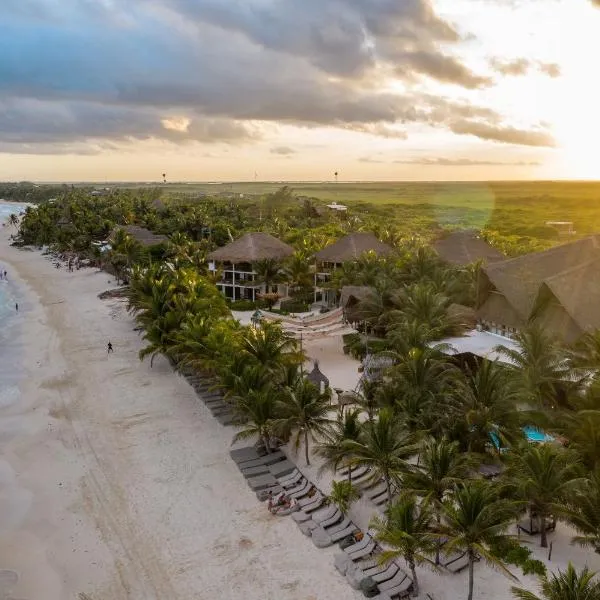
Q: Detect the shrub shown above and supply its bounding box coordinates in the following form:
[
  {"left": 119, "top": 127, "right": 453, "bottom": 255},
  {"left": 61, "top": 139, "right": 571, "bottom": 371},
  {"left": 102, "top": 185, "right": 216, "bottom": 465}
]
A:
[{"left": 280, "top": 299, "right": 310, "bottom": 313}]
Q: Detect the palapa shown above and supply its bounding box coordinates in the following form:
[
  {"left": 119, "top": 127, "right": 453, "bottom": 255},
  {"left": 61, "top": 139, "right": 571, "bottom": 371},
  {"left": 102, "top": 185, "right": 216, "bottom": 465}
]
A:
[
  {"left": 314, "top": 233, "right": 393, "bottom": 264},
  {"left": 208, "top": 232, "right": 294, "bottom": 263}
]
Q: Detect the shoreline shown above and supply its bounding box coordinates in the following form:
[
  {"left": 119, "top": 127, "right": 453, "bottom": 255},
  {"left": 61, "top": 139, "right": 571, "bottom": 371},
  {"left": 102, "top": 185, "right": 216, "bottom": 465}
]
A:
[{"left": 0, "top": 227, "right": 363, "bottom": 599}]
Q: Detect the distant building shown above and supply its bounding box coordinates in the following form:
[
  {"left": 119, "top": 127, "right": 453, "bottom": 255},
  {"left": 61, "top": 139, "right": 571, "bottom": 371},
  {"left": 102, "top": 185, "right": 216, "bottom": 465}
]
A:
[
  {"left": 111, "top": 225, "right": 168, "bottom": 247},
  {"left": 326, "top": 202, "right": 348, "bottom": 212},
  {"left": 477, "top": 235, "right": 600, "bottom": 342},
  {"left": 433, "top": 230, "right": 504, "bottom": 266},
  {"left": 314, "top": 233, "right": 394, "bottom": 306},
  {"left": 207, "top": 232, "right": 294, "bottom": 302}
]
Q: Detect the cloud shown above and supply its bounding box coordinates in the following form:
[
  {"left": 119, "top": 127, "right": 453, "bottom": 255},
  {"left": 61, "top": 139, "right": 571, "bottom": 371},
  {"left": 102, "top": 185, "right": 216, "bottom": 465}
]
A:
[
  {"left": 0, "top": 0, "right": 550, "bottom": 152},
  {"left": 358, "top": 157, "right": 385, "bottom": 164},
  {"left": 490, "top": 57, "right": 530, "bottom": 76},
  {"left": 490, "top": 57, "right": 561, "bottom": 78},
  {"left": 393, "top": 157, "right": 541, "bottom": 166},
  {"left": 449, "top": 120, "right": 554, "bottom": 147},
  {"left": 270, "top": 146, "right": 296, "bottom": 155}
]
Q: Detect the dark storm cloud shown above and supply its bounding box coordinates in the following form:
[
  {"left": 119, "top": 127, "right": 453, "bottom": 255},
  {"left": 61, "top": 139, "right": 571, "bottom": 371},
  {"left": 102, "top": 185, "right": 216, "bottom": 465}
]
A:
[{"left": 0, "top": 0, "right": 553, "bottom": 150}]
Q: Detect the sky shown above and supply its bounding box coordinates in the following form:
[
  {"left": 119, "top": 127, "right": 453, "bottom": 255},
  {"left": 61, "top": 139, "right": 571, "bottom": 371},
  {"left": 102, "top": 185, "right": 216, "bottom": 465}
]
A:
[{"left": 0, "top": 0, "right": 599, "bottom": 182}]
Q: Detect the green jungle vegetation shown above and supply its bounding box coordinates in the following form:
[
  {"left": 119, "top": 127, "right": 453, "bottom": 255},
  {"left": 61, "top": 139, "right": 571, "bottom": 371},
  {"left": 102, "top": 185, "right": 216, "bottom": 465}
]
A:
[{"left": 8, "top": 180, "right": 600, "bottom": 600}]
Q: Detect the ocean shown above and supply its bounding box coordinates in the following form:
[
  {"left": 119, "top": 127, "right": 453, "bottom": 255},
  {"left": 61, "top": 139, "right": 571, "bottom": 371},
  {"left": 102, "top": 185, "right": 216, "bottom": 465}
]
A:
[{"left": 0, "top": 202, "right": 29, "bottom": 409}]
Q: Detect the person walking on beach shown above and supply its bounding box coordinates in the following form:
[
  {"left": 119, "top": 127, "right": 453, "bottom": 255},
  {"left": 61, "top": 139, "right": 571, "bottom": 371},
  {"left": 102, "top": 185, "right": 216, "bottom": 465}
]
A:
[
  {"left": 15, "top": 303, "right": 18, "bottom": 312},
  {"left": 107, "top": 341, "right": 113, "bottom": 354}
]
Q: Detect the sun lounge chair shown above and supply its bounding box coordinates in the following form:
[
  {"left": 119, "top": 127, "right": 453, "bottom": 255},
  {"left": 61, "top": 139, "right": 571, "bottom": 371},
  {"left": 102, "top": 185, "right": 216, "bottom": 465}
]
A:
[
  {"left": 269, "top": 460, "right": 296, "bottom": 478},
  {"left": 313, "top": 522, "right": 358, "bottom": 548},
  {"left": 322, "top": 516, "right": 352, "bottom": 535},
  {"left": 445, "top": 552, "right": 470, "bottom": 573},
  {"left": 241, "top": 465, "right": 270, "bottom": 478},
  {"left": 439, "top": 550, "right": 463, "bottom": 567},
  {"left": 294, "top": 493, "right": 325, "bottom": 514},
  {"left": 337, "top": 465, "right": 369, "bottom": 482},
  {"left": 294, "top": 502, "right": 335, "bottom": 524},
  {"left": 237, "top": 451, "right": 286, "bottom": 468},
  {"left": 256, "top": 486, "right": 283, "bottom": 501},
  {"left": 283, "top": 477, "right": 308, "bottom": 494},
  {"left": 215, "top": 413, "right": 236, "bottom": 426},
  {"left": 318, "top": 509, "right": 343, "bottom": 529},
  {"left": 247, "top": 474, "right": 278, "bottom": 491},
  {"left": 339, "top": 464, "right": 360, "bottom": 476},
  {"left": 299, "top": 520, "right": 320, "bottom": 536},
  {"left": 230, "top": 447, "right": 262, "bottom": 463},
  {"left": 278, "top": 470, "right": 302, "bottom": 487},
  {"left": 376, "top": 570, "right": 409, "bottom": 593},
  {"left": 347, "top": 561, "right": 398, "bottom": 589},
  {"left": 374, "top": 575, "right": 413, "bottom": 600},
  {"left": 344, "top": 534, "right": 372, "bottom": 556},
  {"left": 287, "top": 481, "right": 312, "bottom": 499},
  {"left": 367, "top": 483, "right": 388, "bottom": 500}
]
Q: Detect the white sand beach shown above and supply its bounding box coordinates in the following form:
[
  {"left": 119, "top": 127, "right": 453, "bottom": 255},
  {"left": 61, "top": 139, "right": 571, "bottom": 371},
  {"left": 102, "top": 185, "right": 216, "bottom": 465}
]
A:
[{"left": 2, "top": 222, "right": 600, "bottom": 600}]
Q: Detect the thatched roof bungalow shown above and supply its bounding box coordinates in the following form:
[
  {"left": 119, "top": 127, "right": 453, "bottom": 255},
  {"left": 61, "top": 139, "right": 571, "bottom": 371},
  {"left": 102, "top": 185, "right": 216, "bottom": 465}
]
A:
[
  {"left": 477, "top": 235, "right": 600, "bottom": 342},
  {"left": 207, "top": 233, "right": 294, "bottom": 302},
  {"left": 434, "top": 230, "right": 504, "bottom": 266},
  {"left": 315, "top": 232, "right": 394, "bottom": 265},
  {"left": 207, "top": 232, "right": 294, "bottom": 263},
  {"left": 112, "top": 225, "right": 168, "bottom": 247},
  {"left": 340, "top": 285, "right": 375, "bottom": 324}
]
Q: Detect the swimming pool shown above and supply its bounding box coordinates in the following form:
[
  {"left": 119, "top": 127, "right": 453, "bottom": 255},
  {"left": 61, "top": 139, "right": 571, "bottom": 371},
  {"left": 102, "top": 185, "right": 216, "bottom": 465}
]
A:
[{"left": 523, "top": 426, "right": 554, "bottom": 443}]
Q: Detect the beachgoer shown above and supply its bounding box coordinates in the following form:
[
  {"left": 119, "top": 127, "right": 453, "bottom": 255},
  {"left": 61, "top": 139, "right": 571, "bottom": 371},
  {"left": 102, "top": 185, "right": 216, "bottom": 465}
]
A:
[
  {"left": 107, "top": 341, "right": 113, "bottom": 354},
  {"left": 15, "top": 303, "right": 18, "bottom": 312}
]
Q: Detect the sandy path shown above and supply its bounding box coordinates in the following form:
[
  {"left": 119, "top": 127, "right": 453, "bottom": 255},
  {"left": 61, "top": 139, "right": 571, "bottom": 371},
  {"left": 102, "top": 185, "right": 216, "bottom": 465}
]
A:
[{"left": 0, "top": 229, "right": 362, "bottom": 600}]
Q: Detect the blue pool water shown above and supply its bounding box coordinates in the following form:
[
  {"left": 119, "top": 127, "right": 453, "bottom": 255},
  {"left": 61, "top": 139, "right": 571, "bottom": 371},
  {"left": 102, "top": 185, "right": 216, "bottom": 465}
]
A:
[{"left": 523, "top": 426, "right": 554, "bottom": 443}]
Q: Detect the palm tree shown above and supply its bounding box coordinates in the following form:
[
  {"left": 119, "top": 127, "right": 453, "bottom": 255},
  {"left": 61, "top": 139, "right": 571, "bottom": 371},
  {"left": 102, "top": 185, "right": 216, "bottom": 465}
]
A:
[
  {"left": 564, "top": 470, "right": 600, "bottom": 553},
  {"left": 341, "top": 408, "right": 416, "bottom": 506},
  {"left": 495, "top": 326, "right": 572, "bottom": 409},
  {"left": 506, "top": 444, "right": 582, "bottom": 547},
  {"left": 404, "top": 437, "right": 472, "bottom": 564},
  {"left": 316, "top": 408, "right": 363, "bottom": 483},
  {"left": 240, "top": 321, "right": 302, "bottom": 373},
  {"left": 441, "top": 480, "right": 519, "bottom": 600},
  {"left": 253, "top": 258, "right": 284, "bottom": 294},
  {"left": 8, "top": 213, "right": 19, "bottom": 229},
  {"left": 370, "top": 493, "right": 436, "bottom": 597},
  {"left": 272, "top": 379, "right": 333, "bottom": 465},
  {"left": 511, "top": 563, "right": 600, "bottom": 600},
  {"left": 232, "top": 386, "right": 279, "bottom": 453},
  {"left": 385, "top": 346, "right": 461, "bottom": 435},
  {"left": 456, "top": 359, "right": 523, "bottom": 454},
  {"left": 328, "top": 480, "right": 360, "bottom": 514}
]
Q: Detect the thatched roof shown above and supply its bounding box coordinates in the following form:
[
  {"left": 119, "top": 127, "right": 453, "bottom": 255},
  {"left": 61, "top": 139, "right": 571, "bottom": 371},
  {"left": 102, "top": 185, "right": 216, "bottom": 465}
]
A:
[
  {"left": 434, "top": 230, "right": 504, "bottom": 266},
  {"left": 315, "top": 232, "right": 393, "bottom": 263},
  {"left": 447, "top": 303, "right": 477, "bottom": 329},
  {"left": 340, "top": 286, "right": 375, "bottom": 308},
  {"left": 537, "top": 258, "right": 600, "bottom": 333},
  {"left": 115, "top": 225, "right": 168, "bottom": 247},
  {"left": 482, "top": 235, "right": 600, "bottom": 321},
  {"left": 207, "top": 232, "right": 294, "bottom": 262},
  {"left": 306, "top": 361, "right": 330, "bottom": 389}
]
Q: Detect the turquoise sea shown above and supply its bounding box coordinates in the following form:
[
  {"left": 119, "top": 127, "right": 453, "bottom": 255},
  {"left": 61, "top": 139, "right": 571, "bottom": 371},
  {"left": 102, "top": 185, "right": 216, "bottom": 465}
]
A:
[{"left": 0, "top": 202, "right": 29, "bottom": 408}]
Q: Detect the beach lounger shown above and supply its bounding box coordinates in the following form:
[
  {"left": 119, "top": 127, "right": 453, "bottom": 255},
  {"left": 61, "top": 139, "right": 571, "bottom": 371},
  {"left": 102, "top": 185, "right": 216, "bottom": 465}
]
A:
[
  {"left": 247, "top": 474, "right": 278, "bottom": 491},
  {"left": 376, "top": 570, "right": 409, "bottom": 593},
  {"left": 445, "top": 552, "right": 470, "bottom": 573},
  {"left": 344, "top": 534, "right": 373, "bottom": 556},
  {"left": 348, "top": 540, "right": 376, "bottom": 561},
  {"left": 366, "top": 483, "right": 387, "bottom": 500},
  {"left": 279, "top": 470, "right": 302, "bottom": 487},
  {"left": 517, "top": 517, "right": 556, "bottom": 535},
  {"left": 296, "top": 492, "right": 325, "bottom": 512},
  {"left": 215, "top": 413, "right": 236, "bottom": 426},
  {"left": 230, "top": 447, "right": 264, "bottom": 463},
  {"left": 318, "top": 509, "right": 343, "bottom": 529},
  {"left": 287, "top": 481, "right": 313, "bottom": 500},
  {"left": 347, "top": 561, "right": 398, "bottom": 589},
  {"left": 337, "top": 466, "right": 369, "bottom": 482},
  {"left": 313, "top": 522, "right": 358, "bottom": 548},
  {"left": 339, "top": 464, "right": 360, "bottom": 476},
  {"left": 322, "top": 516, "right": 352, "bottom": 535},
  {"left": 375, "top": 575, "right": 413, "bottom": 600},
  {"left": 256, "top": 486, "right": 283, "bottom": 501},
  {"left": 293, "top": 501, "right": 334, "bottom": 524},
  {"left": 334, "top": 541, "right": 374, "bottom": 575},
  {"left": 237, "top": 451, "right": 286, "bottom": 468},
  {"left": 269, "top": 460, "right": 296, "bottom": 478},
  {"left": 241, "top": 465, "right": 270, "bottom": 478}
]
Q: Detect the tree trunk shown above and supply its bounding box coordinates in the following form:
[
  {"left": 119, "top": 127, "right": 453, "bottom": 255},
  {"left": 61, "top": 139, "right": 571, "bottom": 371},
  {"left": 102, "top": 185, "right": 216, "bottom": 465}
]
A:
[
  {"left": 408, "top": 556, "right": 419, "bottom": 597},
  {"left": 385, "top": 474, "right": 392, "bottom": 507},
  {"left": 540, "top": 515, "right": 548, "bottom": 548},
  {"left": 435, "top": 512, "right": 442, "bottom": 565},
  {"left": 304, "top": 430, "right": 310, "bottom": 465},
  {"left": 262, "top": 432, "right": 271, "bottom": 454},
  {"left": 467, "top": 550, "right": 475, "bottom": 600}
]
